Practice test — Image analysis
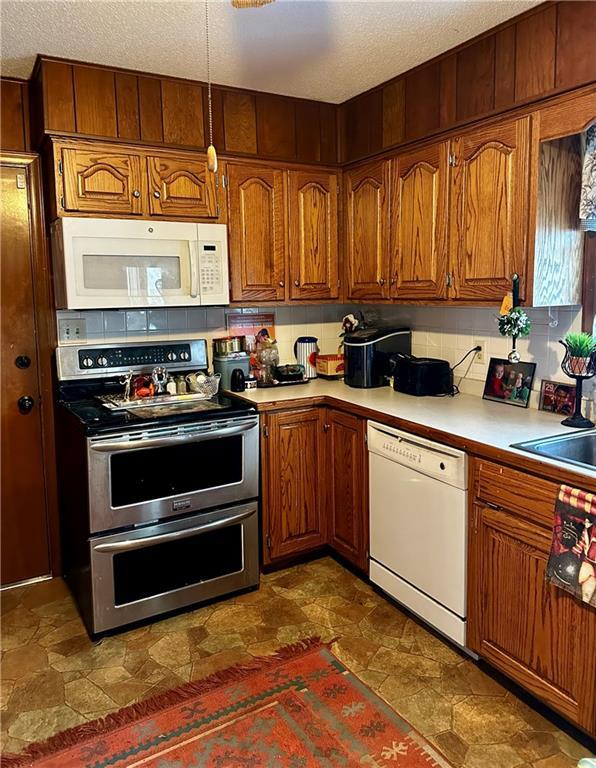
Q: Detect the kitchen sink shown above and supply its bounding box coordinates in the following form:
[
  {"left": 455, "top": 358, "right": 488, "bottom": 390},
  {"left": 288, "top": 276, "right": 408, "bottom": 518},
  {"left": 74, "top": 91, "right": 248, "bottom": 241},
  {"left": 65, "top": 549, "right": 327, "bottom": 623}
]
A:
[{"left": 512, "top": 430, "right": 596, "bottom": 472}]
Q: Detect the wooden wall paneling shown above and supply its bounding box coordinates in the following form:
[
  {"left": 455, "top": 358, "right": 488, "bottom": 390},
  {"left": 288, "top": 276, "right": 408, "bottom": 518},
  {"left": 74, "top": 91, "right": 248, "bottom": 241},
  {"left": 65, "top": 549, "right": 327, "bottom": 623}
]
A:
[
  {"left": 256, "top": 93, "right": 296, "bottom": 159},
  {"left": 439, "top": 55, "right": 457, "bottom": 128},
  {"left": 295, "top": 100, "right": 321, "bottom": 163},
  {"left": 115, "top": 72, "right": 140, "bottom": 140},
  {"left": 533, "top": 135, "right": 584, "bottom": 307},
  {"left": 319, "top": 102, "right": 338, "bottom": 164},
  {"left": 42, "top": 60, "right": 75, "bottom": 134},
  {"left": 405, "top": 62, "right": 440, "bottom": 141},
  {"left": 382, "top": 79, "right": 405, "bottom": 148},
  {"left": 367, "top": 89, "right": 384, "bottom": 156},
  {"left": 222, "top": 90, "right": 257, "bottom": 154},
  {"left": 73, "top": 65, "right": 117, "bottom": 137},
  {"left": 556, "top": 1, "right": 596, "bottom": 91},
  {"left": 515, "top": 4, "right": 557, "bottom": 102},
  {"left": 456, "top": 35, "right": 496, "bottom": 121},
  {"left": 344, "top": 97, "right": 369, "bottom": 161},
  {"left": 161, "top": 79, "right": 204, "bottom": 147},
  {"left": 494, "top": 25, "right": 516, "bottom": 110},
  {"left": 138, "top": 76, "right": 163, "bottom": 143},
  {"left": 0, "top": 80, "right": 28, "bottom": 151}
]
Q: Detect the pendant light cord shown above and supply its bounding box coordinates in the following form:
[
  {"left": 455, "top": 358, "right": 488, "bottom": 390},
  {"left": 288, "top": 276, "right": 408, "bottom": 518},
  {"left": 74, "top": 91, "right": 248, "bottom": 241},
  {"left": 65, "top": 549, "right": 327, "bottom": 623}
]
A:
[{"left": 205, "top": 0, "right": 213, "bottom": 147}]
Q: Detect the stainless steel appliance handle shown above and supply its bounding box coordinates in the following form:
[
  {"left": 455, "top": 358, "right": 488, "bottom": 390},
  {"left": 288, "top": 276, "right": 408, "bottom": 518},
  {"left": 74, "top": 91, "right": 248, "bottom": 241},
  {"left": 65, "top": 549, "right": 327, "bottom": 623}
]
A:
[
  {"left": 90, "top": 420, "right": 258, "bottom": 453},
  {"left": 189, "top": 240, "right": 199, "bottom": 299},
  {"left": 92, "top": 509, "right": 254, "bottom": 553}
]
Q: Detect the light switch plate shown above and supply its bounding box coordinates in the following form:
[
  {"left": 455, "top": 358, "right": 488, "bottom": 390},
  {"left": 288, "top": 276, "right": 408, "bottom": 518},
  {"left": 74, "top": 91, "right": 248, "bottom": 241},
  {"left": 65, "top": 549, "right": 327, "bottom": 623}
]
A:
[{"left": 58, "top": 318, "right": 87, "bottom": 344}]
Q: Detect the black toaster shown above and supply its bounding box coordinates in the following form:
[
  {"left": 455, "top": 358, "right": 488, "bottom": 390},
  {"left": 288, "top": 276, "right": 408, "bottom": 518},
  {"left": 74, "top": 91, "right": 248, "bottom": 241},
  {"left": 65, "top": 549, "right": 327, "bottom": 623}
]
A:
[{"left": 391, "top": 354, "right": 453, "bottom": 396}]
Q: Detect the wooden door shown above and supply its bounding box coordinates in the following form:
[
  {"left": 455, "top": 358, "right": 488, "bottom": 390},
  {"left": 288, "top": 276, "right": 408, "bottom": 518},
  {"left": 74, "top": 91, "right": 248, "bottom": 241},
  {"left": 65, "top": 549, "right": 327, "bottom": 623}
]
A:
[
  {"left": 1, "top": 162, "right": 50, "bottom": 585},
  {"left": 469, "top": 502, "right": 596, "bottom": 731},
  {"left": 60, "top": 145, "right": 145, "bottom": 215},
  {"left": 326, "top": 410, "right": 368, "bottom": 572},
  {"left": 390, "top": 142, "right": 450, "bottom": 299},
  {"left": 147, "top": 154, "right": 218, "bottom": 218},
  {"left": 345, "top": 159, "right": 390, "bottom": 300},
  {"left": 450, "top": 116, "right": 532, "bottom": 300},
  {"left": 288, "top": 170, "right": 339, "bottom": 300},
  {"left": 263, "top": 409, "right": 325, "bottom": 563},
  {"left": 227, "top": 163, "right": 287, "bottom": 302}
]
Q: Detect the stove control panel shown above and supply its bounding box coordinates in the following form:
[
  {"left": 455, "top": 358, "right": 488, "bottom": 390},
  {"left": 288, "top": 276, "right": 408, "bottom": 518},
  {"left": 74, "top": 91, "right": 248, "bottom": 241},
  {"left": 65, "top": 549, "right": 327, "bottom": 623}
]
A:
[{"left": 78, "top": 344, "right": 194, "bottom": 370}]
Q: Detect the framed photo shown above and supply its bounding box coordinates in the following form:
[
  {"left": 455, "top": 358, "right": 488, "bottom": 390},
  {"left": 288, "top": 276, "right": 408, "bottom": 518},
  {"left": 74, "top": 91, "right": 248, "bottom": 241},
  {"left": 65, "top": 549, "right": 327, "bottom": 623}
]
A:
[
  {"left": 539, "top": 380, "right": 576, "bottom": 416},
  {"left": 482, "top": 357, "right": 536, "bottom": 408}
]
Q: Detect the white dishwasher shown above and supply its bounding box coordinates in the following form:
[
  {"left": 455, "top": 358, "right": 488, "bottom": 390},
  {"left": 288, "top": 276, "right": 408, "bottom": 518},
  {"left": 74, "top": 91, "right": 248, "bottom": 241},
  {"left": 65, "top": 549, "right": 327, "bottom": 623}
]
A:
[{"left": 368, "top": 420, "right": 468, "bottom": 647}]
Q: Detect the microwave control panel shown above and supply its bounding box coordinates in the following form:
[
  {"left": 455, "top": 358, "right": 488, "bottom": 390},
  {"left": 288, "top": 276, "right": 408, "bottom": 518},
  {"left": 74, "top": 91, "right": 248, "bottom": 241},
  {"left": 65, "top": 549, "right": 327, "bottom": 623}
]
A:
[{"left": 199, "top": 244, "right": 224, "bottom": 297}]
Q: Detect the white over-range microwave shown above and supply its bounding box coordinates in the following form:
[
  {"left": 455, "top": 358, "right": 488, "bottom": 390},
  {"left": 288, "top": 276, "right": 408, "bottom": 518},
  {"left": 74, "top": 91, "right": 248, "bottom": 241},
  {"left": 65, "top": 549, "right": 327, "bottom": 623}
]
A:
[{"left": 51, "top": 217, "right": 229, "bottom": 309}]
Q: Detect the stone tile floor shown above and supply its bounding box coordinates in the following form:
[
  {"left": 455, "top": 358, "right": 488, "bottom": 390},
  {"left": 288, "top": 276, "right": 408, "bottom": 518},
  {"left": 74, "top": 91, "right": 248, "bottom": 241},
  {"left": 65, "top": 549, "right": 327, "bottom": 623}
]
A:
[{"left": 1, "top": 556, "right": 593, "bottom": 766}]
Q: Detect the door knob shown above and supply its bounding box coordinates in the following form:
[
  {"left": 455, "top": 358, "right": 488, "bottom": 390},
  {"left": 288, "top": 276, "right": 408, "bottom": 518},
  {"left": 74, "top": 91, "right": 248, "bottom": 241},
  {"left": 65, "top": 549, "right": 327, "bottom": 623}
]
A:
[
  {"left": 153, "top": 191, "right": 161, "bottom": 198},
  {"left": 294, "top": 280, "right": 300, "bottom": 287},
  {"left": 378, "top": 278, "right": 385, "bottom": 286},
  {"left": 279, "top": 280, "right": 285, "bottom": 287},
  {"left": 15, "top": 355, "right": 31, "bottom": 369},
  {"left": 132, "top": 190, "right": 141, "bottom": 198},
  {"left": 18, "top": 395, "right": 34, "bottom": 414}
]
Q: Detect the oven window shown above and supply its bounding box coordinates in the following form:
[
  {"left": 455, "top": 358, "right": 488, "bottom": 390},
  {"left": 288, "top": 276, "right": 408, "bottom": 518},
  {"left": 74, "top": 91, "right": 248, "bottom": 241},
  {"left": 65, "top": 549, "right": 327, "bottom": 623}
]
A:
[
  {"left": 110, "top": 434, "right": 243, "bottom": 507},
  {"left": 113, "top": 523, "right": 243, "bottom": 605}
]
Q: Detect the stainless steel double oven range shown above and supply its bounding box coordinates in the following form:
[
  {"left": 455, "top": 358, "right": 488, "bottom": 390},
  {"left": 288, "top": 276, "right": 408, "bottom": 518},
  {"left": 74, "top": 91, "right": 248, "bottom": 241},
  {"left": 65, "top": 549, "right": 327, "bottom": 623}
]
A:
[{"left": 56, "top": 339, "right": 259, "bottom": 635}]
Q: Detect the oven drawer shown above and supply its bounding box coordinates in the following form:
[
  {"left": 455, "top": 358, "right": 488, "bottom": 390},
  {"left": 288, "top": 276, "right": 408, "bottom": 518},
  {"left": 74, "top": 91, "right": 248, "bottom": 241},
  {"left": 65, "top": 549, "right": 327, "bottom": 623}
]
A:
[
  {"left": 87, "top": 416, "right": 259, "bottom": 532},
  {"left": 89, "top": 502, "right": 259, "bottom": 633}
]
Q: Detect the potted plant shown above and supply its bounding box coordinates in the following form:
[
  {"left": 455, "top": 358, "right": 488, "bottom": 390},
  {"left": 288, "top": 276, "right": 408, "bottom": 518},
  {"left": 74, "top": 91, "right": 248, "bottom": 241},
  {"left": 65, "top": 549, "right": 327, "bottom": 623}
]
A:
[{"left": 561, "top": 332, "right": 596, "bottom": 375}]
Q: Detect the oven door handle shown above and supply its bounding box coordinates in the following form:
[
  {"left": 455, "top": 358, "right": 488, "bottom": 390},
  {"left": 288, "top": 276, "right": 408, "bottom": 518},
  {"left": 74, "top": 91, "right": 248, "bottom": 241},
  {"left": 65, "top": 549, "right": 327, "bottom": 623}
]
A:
[
  {"left": 90, "top": 420, "right": 258, "bottom": 452},
  {"left": 92, "top": 509, "right": 254, "bottom": 553}
]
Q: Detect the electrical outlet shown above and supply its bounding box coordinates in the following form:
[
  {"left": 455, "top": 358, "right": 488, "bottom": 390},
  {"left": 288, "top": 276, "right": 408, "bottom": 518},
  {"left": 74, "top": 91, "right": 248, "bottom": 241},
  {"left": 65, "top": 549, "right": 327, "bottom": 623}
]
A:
[
  {"left": 58, "top": 318, "right": 87, "bottom": 344},
  {"left": 474, "top": 340, "right": 485, "bottom": 364}
]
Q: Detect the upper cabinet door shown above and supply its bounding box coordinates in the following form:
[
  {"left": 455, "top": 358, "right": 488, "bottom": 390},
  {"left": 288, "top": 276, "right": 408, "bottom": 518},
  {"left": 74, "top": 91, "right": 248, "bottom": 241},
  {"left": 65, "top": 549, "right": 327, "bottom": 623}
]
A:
[
  {"left": 227, "top": 163, "right": 287, "bottom": 302},
  {"left": 450, "top": 116, "right": 532, "bottom": 301},
  {"left": 147, "top": 155, "right": 218, "bottom": 218},
  {"left": 288, "top": 170, "right": 339, "bottom": 300},
  {"left": 61, "top": 146, "right": 144, "bottom": 215},
  {"left": 390, "top": 142, "right": 450, "bottom": 299},
  {"left": 345, "top": 160, "right": 390, "bottom": 300}
]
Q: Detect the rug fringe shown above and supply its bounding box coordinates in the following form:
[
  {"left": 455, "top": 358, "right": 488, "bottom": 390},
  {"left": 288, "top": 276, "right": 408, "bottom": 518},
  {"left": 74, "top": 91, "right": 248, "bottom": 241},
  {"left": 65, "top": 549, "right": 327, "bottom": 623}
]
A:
[{"left": 0, "top": 635, "right": 331, "bottom": 768}]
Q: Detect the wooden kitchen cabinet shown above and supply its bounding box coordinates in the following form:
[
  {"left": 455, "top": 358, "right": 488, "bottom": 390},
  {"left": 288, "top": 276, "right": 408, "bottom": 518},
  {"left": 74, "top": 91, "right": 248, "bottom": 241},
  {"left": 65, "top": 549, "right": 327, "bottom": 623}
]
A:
[
  {"left": 288, "top": 170, "right": 339, "bottom": 300},
  {"left": 227, "top": 163, "right": 287, "bottom": 302},
  {"left": 450, "top": 115, "right": 531, "bottom": 301},
  {"left": 468, "top": 459, "right": 596, "bottom": 735},
  {"left": 325, "top": 409, "right": 368, "bottom": 572},
  {"left": 262, "top": 408, "right": 326, "bottom": 563},
  {"left": 60, "top": 144, "right": 145, "bottom": 215},
  {"left": 55, "top": 140, "right": 223, "bottom": 221},
  {"left": 147, "top": 154, "right": 218, "bottom": 218},
  {"left": 344, "top": 159, "right": 391, "bottom": 300},
  {"left": 390, "top": 141, "right": 450, "bottom": 300}
]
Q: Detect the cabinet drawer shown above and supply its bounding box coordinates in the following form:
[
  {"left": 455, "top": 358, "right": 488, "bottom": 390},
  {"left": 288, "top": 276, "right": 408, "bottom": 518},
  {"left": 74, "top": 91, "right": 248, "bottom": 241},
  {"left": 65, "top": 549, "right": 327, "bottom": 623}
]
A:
[{"left": 475, "top": 460, "right": 558, "bottom": 528}]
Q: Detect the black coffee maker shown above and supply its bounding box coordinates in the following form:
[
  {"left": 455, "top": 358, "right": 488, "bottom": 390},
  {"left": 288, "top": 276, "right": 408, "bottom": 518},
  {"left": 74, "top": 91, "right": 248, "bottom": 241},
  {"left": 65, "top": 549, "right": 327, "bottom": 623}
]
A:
[{"left": 343, "top": 328, "right": 411, "bottom": 388}]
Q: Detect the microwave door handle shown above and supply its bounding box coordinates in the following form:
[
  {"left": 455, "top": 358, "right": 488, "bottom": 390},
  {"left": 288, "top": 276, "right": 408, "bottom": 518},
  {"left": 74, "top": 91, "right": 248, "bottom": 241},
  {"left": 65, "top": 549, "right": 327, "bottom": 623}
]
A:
[
  {"left": 89, "top": 420, "right": 258, "bottom": 453},
  {"left": 92, "top": 509, "right": 254, "bottom": 553},
  {"left": 189, "top": 240, "right": 200, "bottom": 299}
]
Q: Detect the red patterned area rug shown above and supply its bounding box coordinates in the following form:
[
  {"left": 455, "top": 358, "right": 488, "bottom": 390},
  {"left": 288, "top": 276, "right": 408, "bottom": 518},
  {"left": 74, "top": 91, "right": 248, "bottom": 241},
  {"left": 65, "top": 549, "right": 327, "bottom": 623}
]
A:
[{"left": 2, "top": 638, "right": 452, "bottom": 767}]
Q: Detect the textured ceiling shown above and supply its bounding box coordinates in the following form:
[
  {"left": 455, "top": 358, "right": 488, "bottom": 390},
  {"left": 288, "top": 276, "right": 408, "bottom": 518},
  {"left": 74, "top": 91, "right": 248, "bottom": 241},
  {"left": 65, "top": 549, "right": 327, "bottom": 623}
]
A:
[{"left": 1, "top": 0, "right": 540, "bottom": 103}]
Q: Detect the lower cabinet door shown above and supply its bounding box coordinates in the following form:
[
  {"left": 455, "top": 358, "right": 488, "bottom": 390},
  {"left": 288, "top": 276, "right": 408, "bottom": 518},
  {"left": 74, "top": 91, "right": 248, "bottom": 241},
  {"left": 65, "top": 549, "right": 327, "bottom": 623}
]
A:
[
  {"left": 326, "top": 410, "right": 368, "bottom": 572},
  {"left": 263, "top": 408, "right": 326, "bottom": 563},
  {"left": 469, "top": 503, "right": 596, "bottom": 733}
]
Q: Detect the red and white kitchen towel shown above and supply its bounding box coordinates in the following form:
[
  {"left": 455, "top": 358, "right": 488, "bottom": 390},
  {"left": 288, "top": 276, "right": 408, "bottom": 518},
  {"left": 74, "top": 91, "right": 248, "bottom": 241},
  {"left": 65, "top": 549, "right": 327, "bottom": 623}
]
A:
[{"left": 547, "top": 485, "right": 596, "bottom": 607}]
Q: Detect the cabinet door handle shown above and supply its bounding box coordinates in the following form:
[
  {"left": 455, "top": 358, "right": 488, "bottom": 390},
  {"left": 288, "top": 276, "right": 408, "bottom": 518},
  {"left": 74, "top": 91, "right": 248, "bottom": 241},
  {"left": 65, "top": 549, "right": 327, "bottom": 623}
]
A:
[
  {"left": 294, "top": 280, "right": 300, "bottom": 287},
  {"left": 153, "top": 191, "right": 161, "bottom": 199},
  {"left": 18, "top": 395, "right": 34, "bottom": 414},
  {"left": 15, "top": 355, "right": 31, "bottom": 369},
  {"left": 378, "top": 278, "right": 385, "bottom": 287},
  {"left": 132, "top": 190, "right": 141, "bottom": 198},
  {"left": 279, "top": 280, "right": 285, "bottom": 287}
]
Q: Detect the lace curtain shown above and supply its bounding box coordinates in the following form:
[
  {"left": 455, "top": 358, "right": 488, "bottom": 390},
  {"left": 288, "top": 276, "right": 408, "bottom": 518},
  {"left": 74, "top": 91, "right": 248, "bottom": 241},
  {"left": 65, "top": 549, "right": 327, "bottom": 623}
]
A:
[{"left": 580, "top": 125, "right": 596, "bottom": 231}]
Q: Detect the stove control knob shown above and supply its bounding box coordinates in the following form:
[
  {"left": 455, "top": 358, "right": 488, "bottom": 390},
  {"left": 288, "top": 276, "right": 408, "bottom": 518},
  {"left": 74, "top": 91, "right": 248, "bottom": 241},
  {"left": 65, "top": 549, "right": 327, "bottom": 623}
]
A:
[
  {"left": 81, "top": 356, "right": 94, "bottom": 368},
  {"left": 167, "top": 351, "right": 177, "bottom": 362},
  {"left": 179, "top": 350, "right": 190, "bottom": 361},
  {"left": 96, "top": 356, "right": 108, "bottom": 367}
]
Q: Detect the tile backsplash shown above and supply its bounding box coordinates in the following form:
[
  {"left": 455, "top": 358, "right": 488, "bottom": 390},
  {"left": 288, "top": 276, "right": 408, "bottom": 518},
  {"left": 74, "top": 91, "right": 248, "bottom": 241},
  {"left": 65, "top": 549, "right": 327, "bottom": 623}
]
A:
[{"left": 56, "top": 303, "right": 592, "bottom": 408}]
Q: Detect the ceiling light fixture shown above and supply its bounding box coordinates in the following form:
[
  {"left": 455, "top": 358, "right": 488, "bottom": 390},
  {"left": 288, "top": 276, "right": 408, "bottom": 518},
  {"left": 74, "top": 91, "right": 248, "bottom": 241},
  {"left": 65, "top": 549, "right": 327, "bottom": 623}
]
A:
[
  {"left": 204, "top": 0, "right": 217, "bottom": 173},
  {"left": 231, "top": 0, "right": 275, "bottom": 8}
]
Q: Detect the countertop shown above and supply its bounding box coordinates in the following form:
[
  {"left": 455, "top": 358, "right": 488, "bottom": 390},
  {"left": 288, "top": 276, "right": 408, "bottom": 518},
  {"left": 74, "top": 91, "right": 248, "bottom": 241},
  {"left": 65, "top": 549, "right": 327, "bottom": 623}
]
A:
[{"left": 229, "top": 379, "right": 596, "bottom": 484}]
